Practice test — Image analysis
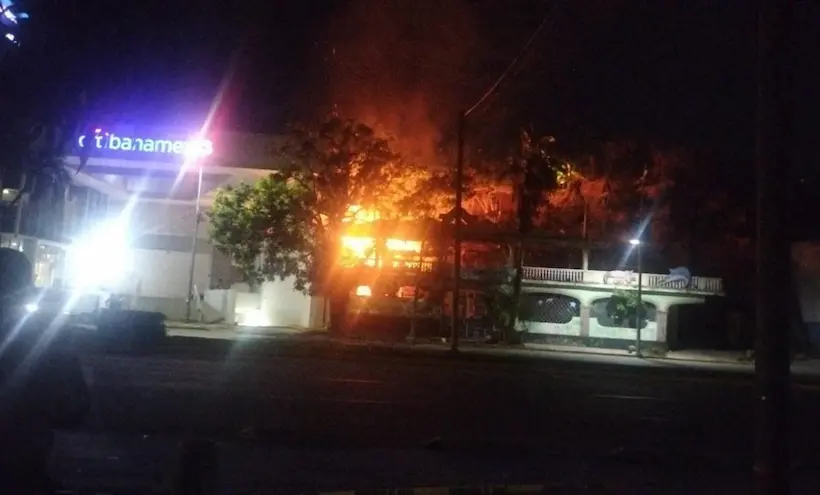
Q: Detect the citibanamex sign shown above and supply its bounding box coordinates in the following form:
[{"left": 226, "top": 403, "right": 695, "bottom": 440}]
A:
[{"left": 77, "top": 130, "right": 213, "bottom": 157}]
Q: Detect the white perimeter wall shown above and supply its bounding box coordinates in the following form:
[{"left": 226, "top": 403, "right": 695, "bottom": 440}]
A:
[
  {"left": 525, "top": 318, "right": 659, "bottom": 342},
  {"left": 260, "top": 277, "right": 313, "bottom": 328}
]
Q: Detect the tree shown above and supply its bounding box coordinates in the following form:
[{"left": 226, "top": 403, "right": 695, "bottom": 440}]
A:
[
  {"left": 208, "top": 176, "right": 308, "bottom": 288},
  {"left": 0, "top": 95, "right": 96, "bottom": 242},
  {"left": 210, "top": 117, "right": 438, "bottom": 332},
  {"left": 504, "top": 130, "right": 564, "bottom": 340}
]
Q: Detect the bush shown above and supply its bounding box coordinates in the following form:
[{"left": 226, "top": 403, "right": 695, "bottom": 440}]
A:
[{"left": 606, "top": 290, "right": 647, "bottom": 328}]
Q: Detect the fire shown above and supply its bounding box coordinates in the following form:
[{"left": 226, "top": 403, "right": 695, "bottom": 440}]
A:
[
  {"left": 341, "top": 236, "right": 421, "bottom": 260},
  {"left": 385, "top": 238, "right": 421, "bottom": 253},
  {"left": 344, "top": 205, "right": 379, "bottom": 224},
  {"left": 341, "top": 235, "right": 376, "bottom": 259},
  {"left": 355, "top": 285, "right": 372, "bottom": 297},
  {"left": 339, "top": 204, "right": 424, "bottom": 270},
  {"left": 341, "top": 204, "right": 421, "bottom": 260}
]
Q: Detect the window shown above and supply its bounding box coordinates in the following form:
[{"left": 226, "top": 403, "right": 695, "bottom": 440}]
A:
[{"left": 1, "top": 188, "right": 19, "bottom": 202}]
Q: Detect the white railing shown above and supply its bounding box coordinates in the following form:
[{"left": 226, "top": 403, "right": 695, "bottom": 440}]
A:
[
  {"left": 522, "top": 267, "right": 586, "bottom": 283},
  {"left": 690, "top": 276, "right": 724, "bottom": 293},
  {"left": 521, "top": 267, "right": 723, "bottom": 294}
]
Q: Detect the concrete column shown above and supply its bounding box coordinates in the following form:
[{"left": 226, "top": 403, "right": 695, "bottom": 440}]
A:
[
  {"left": 13, "top": 194, "right": 26, "bottom": 237},
  {"left": 225, "top": 288, "right": 237, "bottom": 325},
  {"left": 655, "top": 310, "right": 669, "bottom": 343},
  {"left": 21, "top": 237, "right": 37, "bottom": 263},
  {"left": 580, "top": 304, "right": 591, "bottom": 337}
]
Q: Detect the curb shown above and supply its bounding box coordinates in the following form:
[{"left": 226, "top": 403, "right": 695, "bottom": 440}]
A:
[
  {"left": 99, "top": 330, "right": 820, "bottom": 375},
  {"left": 321, "top": 485, "right": 557, "bottom": 494},
  {"left": 660, "top": 355, "right": 754, "bottom": 366}
]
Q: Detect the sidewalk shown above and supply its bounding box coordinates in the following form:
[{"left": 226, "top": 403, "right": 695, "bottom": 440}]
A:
[
  {"left": 164, "top": 321, "right": 313, "bottom": 339},
  {"left": 155, "top": 323, "right": 820, "bottom": 377},
  {"left": 522, "top": 342, "right": 756, "bottom": 363},
  {"left": 162, "top": 321, "right": 760, "bottom": 364}
]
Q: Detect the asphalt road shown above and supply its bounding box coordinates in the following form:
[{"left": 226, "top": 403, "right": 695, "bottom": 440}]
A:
[{"left": 50, "top": 342, "right": 820, "bottom": 493}]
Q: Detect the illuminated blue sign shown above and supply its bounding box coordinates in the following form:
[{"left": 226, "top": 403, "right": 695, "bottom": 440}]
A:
[
  {"left": 1, "top": 0, "right": 27, "bottom": 27},
  {"left": 77, "top": 130, "right": 213, "bottom": 158}
]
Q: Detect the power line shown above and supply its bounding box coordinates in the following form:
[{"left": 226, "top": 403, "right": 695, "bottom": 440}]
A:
[{"left": 465, "top": 5, "right": 553, "bottom": 117}]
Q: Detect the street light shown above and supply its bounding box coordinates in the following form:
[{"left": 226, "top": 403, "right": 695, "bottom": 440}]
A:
[
  {"left": 629, "top": 238, "right": 643, "bottom": 357},
  {"left": 184, "top": 137, "right": 213, "bottom": 322}
]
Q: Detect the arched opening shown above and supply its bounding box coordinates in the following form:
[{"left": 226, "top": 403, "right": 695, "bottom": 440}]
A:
[
  {"left": 591, "top": 296, "right": 657, "bottom": 330},
  {"left": 520, "top": 293, "right": 581, "bottom": 324}
]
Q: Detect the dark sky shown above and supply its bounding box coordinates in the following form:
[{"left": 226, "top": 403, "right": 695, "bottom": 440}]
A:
[{"left": 4, "top": 0, "right": 818, "bottom": 165}]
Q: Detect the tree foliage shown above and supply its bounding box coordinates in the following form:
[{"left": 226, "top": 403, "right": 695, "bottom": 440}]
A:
[{"left": 209, "top": 175, "right": 309, "bottom": 289}]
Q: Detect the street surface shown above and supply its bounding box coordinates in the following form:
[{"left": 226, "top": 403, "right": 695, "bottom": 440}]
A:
[{"left": 51, "top": 339, "right": 820, "bottom": 493}]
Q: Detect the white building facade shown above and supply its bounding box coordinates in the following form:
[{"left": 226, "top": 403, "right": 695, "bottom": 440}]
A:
[{"left": 0, "top": 126, "right": 326, "bottom": 327}]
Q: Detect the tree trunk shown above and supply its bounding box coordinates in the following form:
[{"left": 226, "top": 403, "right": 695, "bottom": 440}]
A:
[
  {"left": 328, "top": 290, "right": 349, "bottom": 337},
  {"left": 510, "top": 171, "right": 530, "bottom": 343},
  {"left": 506, "top": 240, "right": 523, "bottom": 343},
  {"left": 323, "top": 228, "right": 349, "bottom": 337}
]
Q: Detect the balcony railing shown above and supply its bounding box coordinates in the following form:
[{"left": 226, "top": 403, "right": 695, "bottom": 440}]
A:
[{"left": 521, "top": 266, "right": 723, "bottom": 294}]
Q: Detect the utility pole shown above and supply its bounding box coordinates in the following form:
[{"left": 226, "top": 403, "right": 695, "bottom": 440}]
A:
[
  {"left": 450, "top": 110, "right": 465, "bottom": 353},
  {"left": 754, "top": 0, "right": 793, "bottom": 493},
  {"left": 448, "top": 6, "right": 551, "bottom": 351},
  {"left": 581, "top": 201, "right": 589, "bottom": 270},
  {"left": 635, "top": 240, "right": 642, "bottom": 358},
  {"left": 185, "top": 165, "right": 204, "bottom": 322}
]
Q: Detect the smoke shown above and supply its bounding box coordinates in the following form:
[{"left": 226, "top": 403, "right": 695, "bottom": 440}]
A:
[{"left": 318, "top": 0, "right": 480, "bottom": 166}]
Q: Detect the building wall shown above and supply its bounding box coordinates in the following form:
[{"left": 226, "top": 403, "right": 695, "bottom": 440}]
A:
[
  {"left": 126, "top": 249, "right": 212, "bottom": 299},
  {"left": 108, "top": 201, "right": 206, "bottom": 238},
  {"left": 60, "top": 195, "right": 247, "bottom": 300},
  {"left": 102, "top": 200, "right": 216, "bottom": 298}
]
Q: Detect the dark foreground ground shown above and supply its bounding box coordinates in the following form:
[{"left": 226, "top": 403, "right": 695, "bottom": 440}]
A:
[{"left": 51, "top": 337, "right": 820, "bottom": 493}]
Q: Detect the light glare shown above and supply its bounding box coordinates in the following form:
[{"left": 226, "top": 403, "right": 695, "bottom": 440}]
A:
[{"left": 67, "top": 220, "right": 133, "bottom": 289}]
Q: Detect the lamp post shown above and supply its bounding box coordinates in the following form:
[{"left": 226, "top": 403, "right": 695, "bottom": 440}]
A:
[
  {"left": 629, "top": 238, "right": 642, "bottom": 357},
  {"left": 449, "top": 110, "right": 466, "bottom": 353},
  {"left": 185, "top": 164, "right": 204, "bottom": 322}
]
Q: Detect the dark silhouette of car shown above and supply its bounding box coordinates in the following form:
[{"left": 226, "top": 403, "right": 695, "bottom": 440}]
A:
[{"left": 0, "top": 247, "right": 90, "bottom": 490}]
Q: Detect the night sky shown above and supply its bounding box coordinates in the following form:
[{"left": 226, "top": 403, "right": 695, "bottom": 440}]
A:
[{"left": 5, "top": 0, "right": 819, "bottom": 166}]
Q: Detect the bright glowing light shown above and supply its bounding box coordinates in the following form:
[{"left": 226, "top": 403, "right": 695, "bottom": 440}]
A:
[
  {"left": 344, "top": 205, "right": 378, "bottom": 224},
  {"left": 67, "top": 220, "right": 133, "bottom": 289},
  {"left": 385, "top": 238, "right": 421, "bottom": 253},
  {"left": 24, "top": 302, "right": 37, "bottom": 313},
  {"left": 242, "top": 310, "right": 270, "bottom": 327},
  {"left": 342, "top": 236, "right": 423, "bottom": 259},
  {"left": 183, "top": 138, "right": 214, "bottom": 158},
  {"left": 355, "top": 285, "right": 372, "bottom": 297},
  {"left": 342, "top": 236, "right": 375, "bottom": 259},
  {"left": 629, "top": 238, "right": 641, "bottom": 246},
  {"left": 2, "top": 8, "right": 17, "bottom": 24}
]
